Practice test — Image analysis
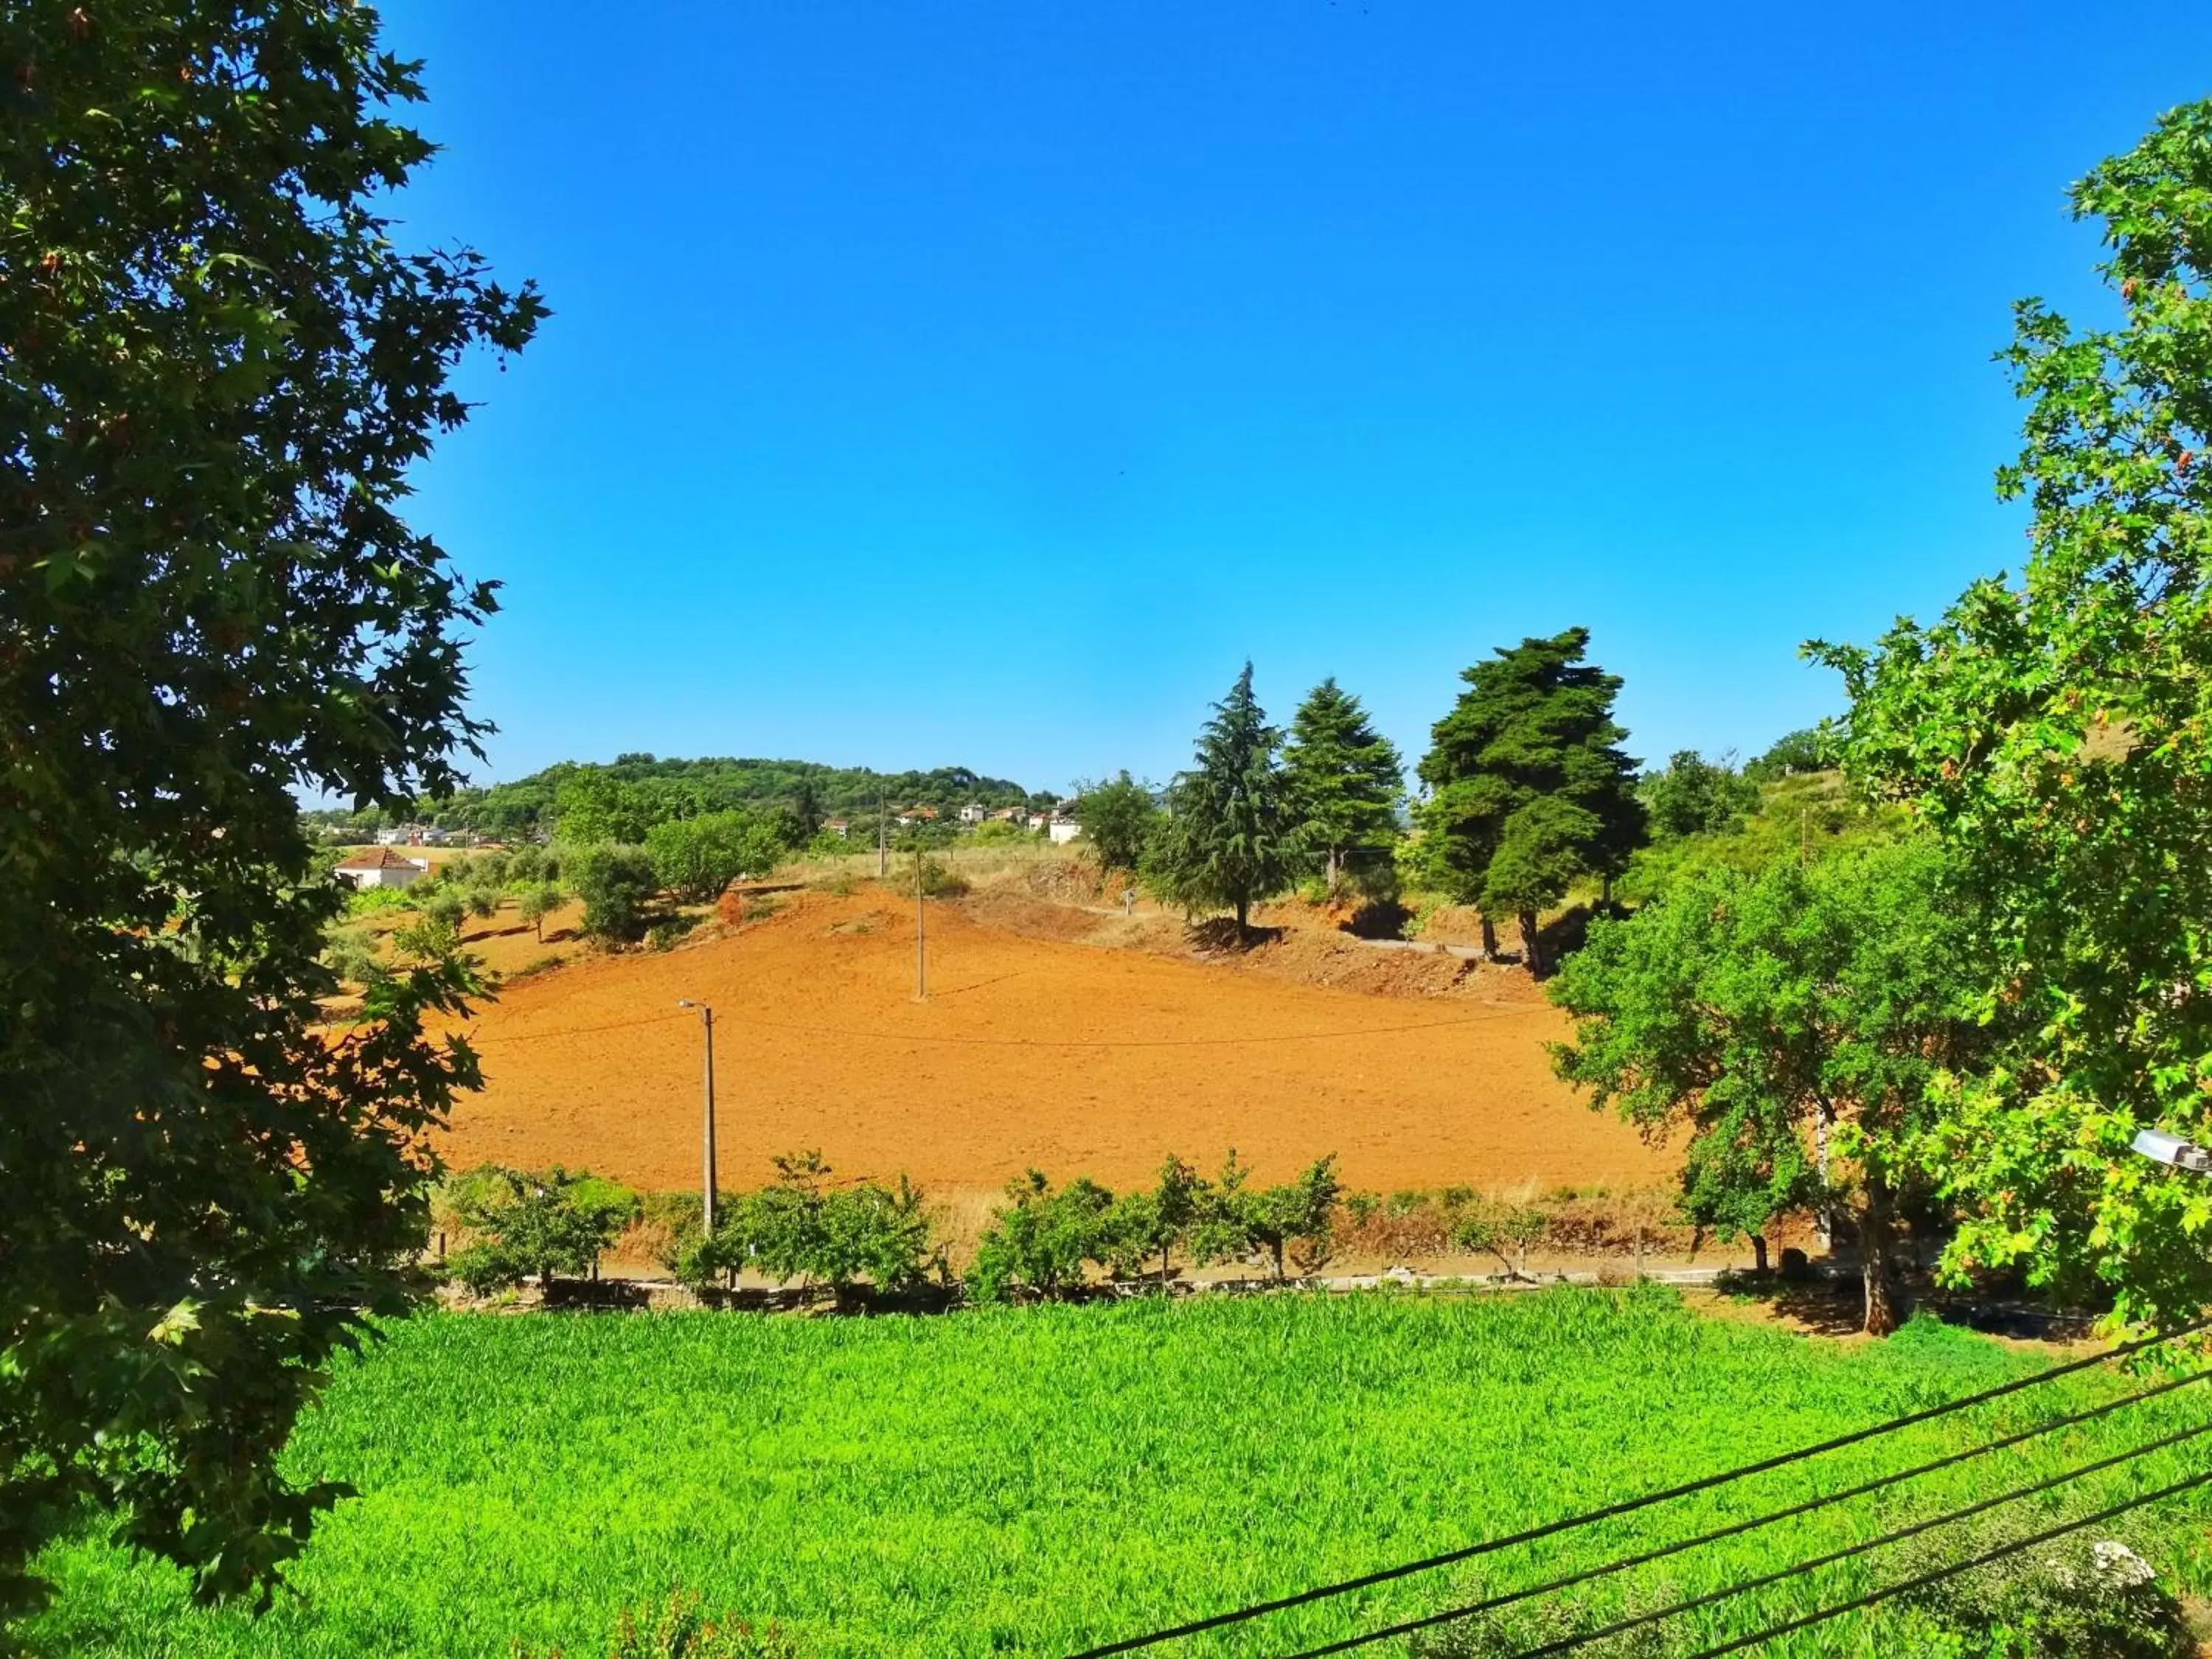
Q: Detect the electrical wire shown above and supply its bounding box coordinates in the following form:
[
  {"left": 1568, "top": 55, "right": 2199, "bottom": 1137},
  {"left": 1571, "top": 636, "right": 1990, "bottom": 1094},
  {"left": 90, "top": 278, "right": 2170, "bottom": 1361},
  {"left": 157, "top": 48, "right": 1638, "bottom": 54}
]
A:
[
  {"left": 456, "top": 1008, "right": 692, "bottom": 1046},
  {"left": 1261, "top": 1366, "right": 2212, "bottom": 1657},
  {"left": 1274, "top": 1418, "right": 2212, "bottom": 1658},
  {"left": 1679, "top": 1467, "right": 2212, "bottom": 1659},
  {"left": 1062, "top": 1318, "right": 2208, "bottom": 1657}
]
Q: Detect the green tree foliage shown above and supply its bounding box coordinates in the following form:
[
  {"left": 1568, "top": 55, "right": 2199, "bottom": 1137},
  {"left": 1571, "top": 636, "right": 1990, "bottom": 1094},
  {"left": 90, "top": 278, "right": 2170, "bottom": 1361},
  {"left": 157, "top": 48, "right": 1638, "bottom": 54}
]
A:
[
  {"left": 676, "top": 1154, "right": 936, "bottom": 1306},
  {"left": 1412, "top": 629, "right": 1644, "bottom": 972},
  {"left": 0, "top": 4, "right": 538, "bottom": 1623},
  {"left": 516, "top": 883, "right": 564, "bottom": 943},
  {"left": 1144, "top": 663, "right": 1299, "bottom": 934},
  {"left": 444, "top": 1168, "right": 640, "bottom": 1295},
  {"left": 1281, "top": 677, "right": 1404, "bottom": 899},
  {"left": 644, "top": 810, "right": 785, "bottom": 904},
  {"left": 554, "top": 771, "right": 656, "bottom": 846},
  {"left": 1548, "top": 842, "right": 1982, "bottom": 1333},
  {"left": 1074, "top": 771, "right": 1162, "bottom": 872},
  {"left": 1638, "top": 751, "right": 1761, "bottom": 842},
  {"left": 967, "top": 1172, "right": 1118, "bottom": 1303},
  {"left": 566, "top": 844, "right": 660, "bottom": 944},
  {"left": 1812, "top": 102, "right": 2212, "bottom": 1331},
  {"left": 1741, "top": 726, "right": 1836, "bottom": 782},
  {"left": 1217, "top": 1155, "right": 1343, "bottom": 1279}
]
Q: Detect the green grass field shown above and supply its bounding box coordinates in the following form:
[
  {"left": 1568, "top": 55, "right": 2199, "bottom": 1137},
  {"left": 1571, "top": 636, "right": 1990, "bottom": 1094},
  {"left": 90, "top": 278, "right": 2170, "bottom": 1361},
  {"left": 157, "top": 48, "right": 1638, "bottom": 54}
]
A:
[{"left": 27, "top": 1288, "right": 2212, "bottom": 1657}]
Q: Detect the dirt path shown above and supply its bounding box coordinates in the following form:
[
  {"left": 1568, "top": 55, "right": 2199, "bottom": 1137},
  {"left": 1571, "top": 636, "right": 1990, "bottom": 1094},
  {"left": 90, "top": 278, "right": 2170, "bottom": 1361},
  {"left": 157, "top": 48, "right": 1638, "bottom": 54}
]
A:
[{"left": 436, "top": 888, "right": 1671, "bottom": 1194}]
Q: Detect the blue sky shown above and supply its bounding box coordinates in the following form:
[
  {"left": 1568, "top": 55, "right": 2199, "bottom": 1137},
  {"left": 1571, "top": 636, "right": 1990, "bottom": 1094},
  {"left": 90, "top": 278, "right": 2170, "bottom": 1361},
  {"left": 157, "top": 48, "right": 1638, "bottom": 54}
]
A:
[{"left": 377, "top": 1, "right": 2212, "bottom": 795}]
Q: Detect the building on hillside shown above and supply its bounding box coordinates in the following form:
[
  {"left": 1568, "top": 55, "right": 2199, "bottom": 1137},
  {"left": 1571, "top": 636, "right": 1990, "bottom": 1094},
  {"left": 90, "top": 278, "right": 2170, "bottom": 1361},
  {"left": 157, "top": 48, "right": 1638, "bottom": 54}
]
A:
[
  {"left": 1026, "top": 810, "right": 1051, "bottom": 830},
  {"left": 1048, "top": 819, "right": 1082, "bottom": 846},
  {"left": 958, "top": 802, "right": 987, "bottom": 824},
  {"left": 822, "top": 818, "right": 850, "bottom": 838},
  {"left": 989, "top": 807, "right": 1018, "bottom": 821},
  {"left": 333, "top": 847, "right": 429, "bottom": 890},
  {"left": 896, "top": 804, "right": 940, "bottom": 827},
  {"left": 374, "top": 826, "right": 406, "bottom": 846}
]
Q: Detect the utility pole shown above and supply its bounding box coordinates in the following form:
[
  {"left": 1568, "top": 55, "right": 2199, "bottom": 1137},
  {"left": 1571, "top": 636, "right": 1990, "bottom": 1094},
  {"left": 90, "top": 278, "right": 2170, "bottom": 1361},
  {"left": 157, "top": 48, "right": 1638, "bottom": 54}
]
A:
[
  {"left": 877, "top": 791, "right": 888, "bottom": 880},
  {"left": 678, "top": 999, "right": 717, "bottom": 1233},
  {"left": 914, "top": 843, "right": 927, "bottom": 1000}
]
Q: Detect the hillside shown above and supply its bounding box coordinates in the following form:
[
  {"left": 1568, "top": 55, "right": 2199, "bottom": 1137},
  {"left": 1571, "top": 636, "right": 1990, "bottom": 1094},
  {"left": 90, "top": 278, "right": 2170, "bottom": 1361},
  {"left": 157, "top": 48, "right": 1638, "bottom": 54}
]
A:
[{"left": 307, "top": 754, "right": 1040, "bottom": 838}]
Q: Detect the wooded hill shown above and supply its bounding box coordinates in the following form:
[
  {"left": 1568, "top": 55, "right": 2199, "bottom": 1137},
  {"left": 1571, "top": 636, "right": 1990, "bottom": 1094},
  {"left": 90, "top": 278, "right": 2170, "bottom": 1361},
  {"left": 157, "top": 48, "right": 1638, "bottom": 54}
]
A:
[{"left": 307, "top": 754, "right": 1040, "bottom": 838}]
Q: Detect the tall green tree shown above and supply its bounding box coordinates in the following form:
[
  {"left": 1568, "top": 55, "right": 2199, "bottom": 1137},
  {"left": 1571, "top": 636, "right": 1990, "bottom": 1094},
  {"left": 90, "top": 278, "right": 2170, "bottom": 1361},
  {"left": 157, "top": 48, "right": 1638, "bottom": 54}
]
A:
[
  {"left": 0, "top": 2, "right": 540, "bottom": 1630},
  {"left": 1074, "top": 771, "right": 1163, "bottom": 874},
  {"left": 1281, "top": 677, "right": 1404, "bottom": 899},
  {"left": 1144, "top": 663, "right": 1298, "bottom": 936},
  {"left": 1549, "top": 842, "right": 1983, "bottom": 1334},
  {"left": 1412, "top": 628, "right": 1644, "bottom": 972},
  {"left": 1813, "top": 100, "right": 2212, "bottom": 1332},
  {"left": 644, "top": 809, "right": 785, "bottom": 904}
]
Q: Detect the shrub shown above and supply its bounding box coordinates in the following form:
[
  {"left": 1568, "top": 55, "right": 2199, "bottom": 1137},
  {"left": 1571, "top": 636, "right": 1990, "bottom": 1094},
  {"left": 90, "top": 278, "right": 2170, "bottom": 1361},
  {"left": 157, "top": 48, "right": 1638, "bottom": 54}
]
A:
[
  {"left": 646, "top": 810, "right": 785, "bottom": 904},
  {"left": 1453, "top": 1199, "right": 1551, "bottom": 1279},
  {"left": 421, "top": 888, "right": 467, "bottom": 932},
  {"left": 441, "top": 1165, "right": 641, "bottom": 1293},
  {"left": 321, "top": 925, "right": 382, "bottom": 986},
  {"left": 966, "top": 1172, "right": 1115, "bottom": 1303},
  {"left": 895, "top": 856, "right": 969, "bottom": 899},
  {"left": 1186, "top": 1151, "right": 1342, "bottom": 1279},
  {"left": 646, "top": 915, "right": 698, "bottom": 952},
  {"left": 1892, "top": 1523, "right": 2191, "bottom": 1658},
  {"left": 568, "top": 842, "right": 659, "bottom": 943},
  {"left": 672, "top": 1154, "right": 937, "bottom": 1305},
  {"left": 506, "top": 841, "right": 549, "bottom": 885},
  {"left": 344, "top": 883, "right": 417, "bottom": 918}
]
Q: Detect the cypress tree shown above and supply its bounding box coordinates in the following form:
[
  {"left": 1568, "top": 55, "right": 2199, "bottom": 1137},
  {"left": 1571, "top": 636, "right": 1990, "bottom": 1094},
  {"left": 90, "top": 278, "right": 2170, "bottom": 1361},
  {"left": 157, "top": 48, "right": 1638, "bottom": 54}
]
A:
[
  {"left": 1413, "top": 628, "right": 1644, "bottom": 973},
  {"left": 1281, "top": 677, "right": 1404, "bottom": 898},
  {"left": 1147, "top": 663, "right": 1298, "bottom": 936}
]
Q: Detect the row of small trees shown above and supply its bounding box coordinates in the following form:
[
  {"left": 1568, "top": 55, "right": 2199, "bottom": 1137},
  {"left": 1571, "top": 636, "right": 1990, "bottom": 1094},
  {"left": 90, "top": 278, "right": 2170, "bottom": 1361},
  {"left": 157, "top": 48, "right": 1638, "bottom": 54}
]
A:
[{"left": 437, "top": 1152, "right": 1613, "bottom": 1307}]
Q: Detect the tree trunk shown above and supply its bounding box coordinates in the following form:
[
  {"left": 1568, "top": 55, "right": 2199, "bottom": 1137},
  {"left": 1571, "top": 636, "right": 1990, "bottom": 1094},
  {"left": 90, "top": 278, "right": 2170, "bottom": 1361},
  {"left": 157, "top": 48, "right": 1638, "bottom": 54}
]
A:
[
  {"left": 1601, "top": 871, "right": 1613, "bottom": 911},
  {"left": 1813, "top": 1102, "right": 1835, "bottom": 1249},
  {"left": 1235, "top": 896, "right": 1250, "bottom": 942},
  {"left": 1159, "top": 1243, "right": 1171, "bottom": 1292},
  {"left": 1860, "top": 1172, "right": 1907, "bottom": 1337},
  {"left": 1518, "top": 910, "right": 1543, "bottom": 977},
  {"left": 1750, "top": 1233, "right": 1770, "bottom": 1274},
  {"left": 1478, "top": 913, "right": 1498, "bottom": 959},
  {"left": 1326, "top": 847, "right": 1339, "bottom": 897}
]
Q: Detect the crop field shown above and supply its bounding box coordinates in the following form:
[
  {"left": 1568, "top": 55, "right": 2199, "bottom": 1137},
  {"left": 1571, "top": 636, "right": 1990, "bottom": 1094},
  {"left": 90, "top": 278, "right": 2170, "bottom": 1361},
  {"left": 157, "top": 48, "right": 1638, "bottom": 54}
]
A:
[
  {"left": 435, "top": 888, "right": 1667, "bottom": 1198},
  {"left": 29, "top": 1290, "right": 2212, "bottom": 1657}
]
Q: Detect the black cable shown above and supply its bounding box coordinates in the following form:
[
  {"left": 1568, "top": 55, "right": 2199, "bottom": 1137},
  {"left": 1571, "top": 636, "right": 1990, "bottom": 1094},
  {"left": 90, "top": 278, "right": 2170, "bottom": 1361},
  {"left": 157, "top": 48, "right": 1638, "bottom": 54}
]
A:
[
  {"left": 1062, "top": 1318, "right": 2208, "bottom": 1657},
  {"left": 1270, "top": 1368, "right": 2211, "bottom": 1655},
  {"left": 1275, "top": 1417, "right": 2212, "bottom": 1658},
  {"left": 459, "top": 1009, "right": 692, "bottom": 1046},
  {"left": 1680, "top": 1467, "right": 2212, "bottom": 1659}
]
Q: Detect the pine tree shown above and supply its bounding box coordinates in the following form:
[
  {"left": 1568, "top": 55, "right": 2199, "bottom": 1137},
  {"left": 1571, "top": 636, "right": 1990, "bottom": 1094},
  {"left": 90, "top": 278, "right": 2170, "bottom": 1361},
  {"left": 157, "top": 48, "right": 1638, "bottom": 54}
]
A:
[
  {"left": 1413, "top": 628, "right": 1644, "bottom": 973},
  {"left": 1145, "top": 663, "right": 1298, "bottom": 936},
  {"left": 1281, "top": 678, "right": 1404, "bottom": 899}
]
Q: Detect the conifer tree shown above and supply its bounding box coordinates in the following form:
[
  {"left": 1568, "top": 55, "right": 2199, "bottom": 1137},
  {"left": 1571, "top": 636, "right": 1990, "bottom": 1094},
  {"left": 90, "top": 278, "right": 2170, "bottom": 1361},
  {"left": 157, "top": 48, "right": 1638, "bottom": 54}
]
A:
[
  {"left": 1145, "top": 664, "right": 1298, "bottom": 936},
  {"left": 1413, "top": 629, "right": 1644, "bottom": 972},
  {"left": 1281, "top": 678, "right": 1405, "bottom": 899}
]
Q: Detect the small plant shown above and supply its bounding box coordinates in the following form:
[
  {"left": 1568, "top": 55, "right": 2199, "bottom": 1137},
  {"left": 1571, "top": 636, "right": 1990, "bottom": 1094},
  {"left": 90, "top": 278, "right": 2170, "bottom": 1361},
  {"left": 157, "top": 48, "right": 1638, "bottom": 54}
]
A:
[
  {"left": 1892, "top": 1523, "right": 2191, "bottom": 1658},
  {"left": 672, "top": 1154, "right": 937, "bottom": 1306},
  {"left": 1453, "top": 1199, "right": 1551, "bottom": 1280}
]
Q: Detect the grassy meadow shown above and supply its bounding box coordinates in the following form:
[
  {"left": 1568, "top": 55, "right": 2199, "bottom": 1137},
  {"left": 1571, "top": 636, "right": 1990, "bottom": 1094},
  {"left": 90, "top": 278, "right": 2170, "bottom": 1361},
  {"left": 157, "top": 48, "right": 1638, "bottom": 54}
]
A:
[{"left": 28, "top": 1289, "right": 2212, "bottom": 1658}]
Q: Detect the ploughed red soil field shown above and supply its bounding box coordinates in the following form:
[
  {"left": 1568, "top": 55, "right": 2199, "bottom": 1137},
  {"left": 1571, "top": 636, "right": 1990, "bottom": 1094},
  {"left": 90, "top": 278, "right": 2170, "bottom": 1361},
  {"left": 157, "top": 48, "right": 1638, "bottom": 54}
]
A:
[{"left": 434, "top": 888, "right": 1672, "bottom": 1194}]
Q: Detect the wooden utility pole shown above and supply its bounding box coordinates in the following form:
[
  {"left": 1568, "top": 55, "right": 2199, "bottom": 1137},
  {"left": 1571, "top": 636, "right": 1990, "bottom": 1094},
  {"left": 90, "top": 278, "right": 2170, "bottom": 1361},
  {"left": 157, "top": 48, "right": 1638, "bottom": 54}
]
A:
[
  {"left": 914, "top": 844, "right": 927, "bottom": 1000},
  {"left": 681, "top": 999, "right": 718, "bottom": 1234},
  {"left": 878, "top": 792, "right": 888, "bottom": 879}
]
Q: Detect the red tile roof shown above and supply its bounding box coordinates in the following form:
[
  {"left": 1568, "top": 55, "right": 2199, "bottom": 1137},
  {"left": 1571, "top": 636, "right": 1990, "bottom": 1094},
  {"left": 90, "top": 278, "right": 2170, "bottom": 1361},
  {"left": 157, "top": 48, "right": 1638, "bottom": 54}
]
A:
[{"left": 335, "top": 847, "right": 422, "bottom": 871}]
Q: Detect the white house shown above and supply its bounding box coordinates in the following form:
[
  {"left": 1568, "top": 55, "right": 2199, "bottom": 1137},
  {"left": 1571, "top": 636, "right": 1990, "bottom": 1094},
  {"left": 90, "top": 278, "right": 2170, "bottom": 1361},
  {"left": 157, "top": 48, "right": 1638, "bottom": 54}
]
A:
[
  {"left": 333, "top": 847, "right": 429, "bottom": 890},
  {"left": 822, "top": 818, "right": 850, "bottom": 838},
  {"left": 1048, "top": 819, "right": 1082, "bottom": 846},
  {"left": 958, "top": 802, "right": 987, "bottom": 825}
]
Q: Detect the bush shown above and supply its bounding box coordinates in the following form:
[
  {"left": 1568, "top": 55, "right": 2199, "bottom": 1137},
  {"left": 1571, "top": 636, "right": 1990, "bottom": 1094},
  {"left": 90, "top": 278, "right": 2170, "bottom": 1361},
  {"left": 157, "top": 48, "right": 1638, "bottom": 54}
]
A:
[
  {"left": 1186, "top": 1151, "right": 1341, "bottom": 1279},
  {"left": 1892, "top": 1523, "right": 2191, "bottom": 1658},
  {"left": 321, "top": 924, "right": 382, "bottom": 986},
  {"left": 673, "top": 1154, "right": 937, "bottom": 1304},
  {"left": 344, "top": 883, "right": 417, "bottom": 918},
  {"left": 1452, "top": 1198, "right": 1551, "bottom": 1279},
  {"left": 966, "top": 1172, "right": 1115, "bottom": 1303},
  {"left": 646, "top": 810, "right": 786, "bottom": 905},
  {"left": 568, "top": 842, "right": 660, "bottom": 943},
  {"left": 440, "top": 1165, "right": 641, "bottom": 1293},
  {"left": 894, "top": 856, "right": 968, "bottom": 899},
  {"left": 646, "top": 915, "right": 699, "bottom": 952}
]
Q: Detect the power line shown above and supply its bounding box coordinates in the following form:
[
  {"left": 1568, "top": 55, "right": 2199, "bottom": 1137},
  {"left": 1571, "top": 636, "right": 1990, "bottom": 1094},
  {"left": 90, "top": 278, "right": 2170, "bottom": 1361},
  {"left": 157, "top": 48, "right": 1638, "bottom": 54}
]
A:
[
  {"left": 1062, "top": 1319, "right": 2207, "bottom": 1657},
  {"left": 1279, "top": 1417, "right": 2212, "bottom": 1658},
  {"left": 455, "top": 1003, "right": 1540, "bottom": 1054},
  {"left": 1264, "top": 1366, "right": 2212, "bottom": 1657},
  {"left": 1680, "top": 1467, "right": 2212, "bottom": 1659},
  {"left": 457, "top": 1009, "right": 692, "bottom": 1046}
]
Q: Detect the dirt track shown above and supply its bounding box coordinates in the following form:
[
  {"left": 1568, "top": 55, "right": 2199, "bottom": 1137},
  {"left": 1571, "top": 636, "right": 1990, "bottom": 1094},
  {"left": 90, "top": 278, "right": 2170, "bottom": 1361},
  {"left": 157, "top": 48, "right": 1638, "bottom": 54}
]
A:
[{"left": 437, "top": 889, "right": 1672, "bottom": 1195}]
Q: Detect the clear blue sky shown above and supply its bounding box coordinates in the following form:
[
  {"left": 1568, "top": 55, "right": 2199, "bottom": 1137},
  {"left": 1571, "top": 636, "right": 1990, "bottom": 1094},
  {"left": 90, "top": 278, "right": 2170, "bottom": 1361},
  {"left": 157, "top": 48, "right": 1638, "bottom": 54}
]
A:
[{"left": 377, "top": 1, "right": 2212, "bottom": 795}]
